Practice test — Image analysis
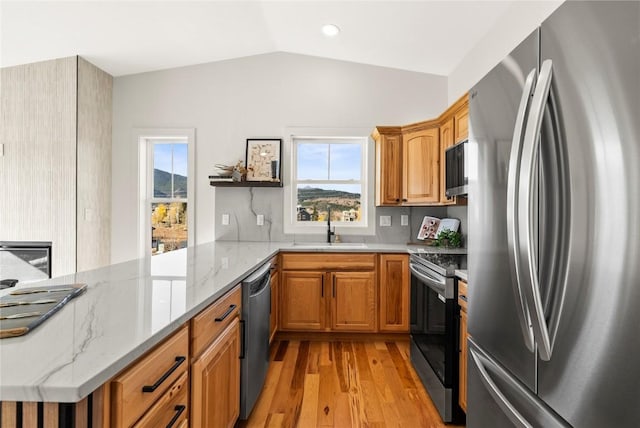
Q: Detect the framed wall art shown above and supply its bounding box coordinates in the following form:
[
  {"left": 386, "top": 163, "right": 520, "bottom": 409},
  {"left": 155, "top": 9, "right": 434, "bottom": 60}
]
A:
[{"left": 245, "top": 138, "right": 282, "bottom": 182}]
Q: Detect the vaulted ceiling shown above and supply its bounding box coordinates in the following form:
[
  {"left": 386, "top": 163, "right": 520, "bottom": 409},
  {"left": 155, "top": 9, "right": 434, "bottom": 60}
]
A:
[{"left": 1, "top": 1, "right": 516, "bottom": 77}]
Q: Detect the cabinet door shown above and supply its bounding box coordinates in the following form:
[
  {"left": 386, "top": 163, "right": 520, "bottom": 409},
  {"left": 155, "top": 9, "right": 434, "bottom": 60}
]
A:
[
  {"left": 403, "top": 127, "right": 440, "bottom": 204},
  {"left": 459, "top": 308, "right": 468, "bottom": 412},
  {"left": 454, "top": 105, "right": 469, "bottom": 143},
  {"left": 375, "top": 132, "right": 403, "bottom": 205},
  {"left": 191, "top": 317, "right": 241, "bottom": 428},
  {"left": 379, "top": 254, "right": 409, "bottom": 332},
  {"left": 330, "top": 271, "right": 376, "bottom": 332},
  {"left": 280, "top": 271, "right": 325, "bottom": 330},
  {"left": 269, "top": 268, "right": 279, "bottom": 343},
  {"left": 439, "top": 118, "right": 456, "bottom": 205}
]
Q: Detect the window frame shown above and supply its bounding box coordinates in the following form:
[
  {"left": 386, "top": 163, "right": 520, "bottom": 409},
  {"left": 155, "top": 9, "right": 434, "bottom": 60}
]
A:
[
  {"left": 283, "top": 128, "right": 375, "bottom": 236},
  {"left": 136, "top": 128, "right": 195, "bottom": 258}
]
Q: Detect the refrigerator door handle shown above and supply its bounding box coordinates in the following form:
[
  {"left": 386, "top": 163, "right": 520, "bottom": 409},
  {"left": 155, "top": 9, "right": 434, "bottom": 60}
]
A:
[
  {"left": 470, "top": 346, "right": 533, "bottom": 428},
  {"left": 506, "top": 68, "right": 537, "bottom": 353},
  {"left": 518, "top": 59, "right": 554, "bottom": 361}
]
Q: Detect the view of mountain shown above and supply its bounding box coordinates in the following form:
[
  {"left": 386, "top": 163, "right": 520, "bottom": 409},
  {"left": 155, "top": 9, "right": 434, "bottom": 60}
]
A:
[
  {"left": 154, "top": 169, "right": 187, "bottom": 197},
  {"left": 297, "top": 186, "right": 361, "bottom": 215}
]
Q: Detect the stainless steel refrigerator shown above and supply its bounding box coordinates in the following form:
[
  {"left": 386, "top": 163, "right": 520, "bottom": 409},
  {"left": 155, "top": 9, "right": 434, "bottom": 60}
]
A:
[{"left": 467, "top": 2, "right": 640, "bottom": 427}]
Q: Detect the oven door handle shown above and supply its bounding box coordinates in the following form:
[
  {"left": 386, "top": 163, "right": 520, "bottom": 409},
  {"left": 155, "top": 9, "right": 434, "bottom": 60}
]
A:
[{"left": 410, "top": 263, "right": 447, "bottom": 297}]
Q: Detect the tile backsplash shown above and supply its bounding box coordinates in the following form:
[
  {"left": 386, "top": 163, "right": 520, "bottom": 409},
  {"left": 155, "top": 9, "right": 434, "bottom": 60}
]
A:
[{"left": 214, "top": 187, "right": 467, "bottom": 245}]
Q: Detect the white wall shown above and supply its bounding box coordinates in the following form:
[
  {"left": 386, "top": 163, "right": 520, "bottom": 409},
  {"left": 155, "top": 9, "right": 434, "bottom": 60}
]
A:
[
  {"left": 111, "top": 52, "right": 447, "bottom": 263},
  {"left": 448, "top": 0, "right": 564, "bottom": 103}
]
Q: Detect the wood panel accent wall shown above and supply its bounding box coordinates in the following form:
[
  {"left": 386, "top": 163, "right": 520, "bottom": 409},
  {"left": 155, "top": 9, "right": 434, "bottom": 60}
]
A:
[
  {"left": 0, "top": 385, "right": 107, "bottom": 428},
  {"left": 0, "top": 57, "right": 78, "bottom": 276},
  {"left": 76, "top": 57, "right": 112, "bottom": 272},
  {"left": 0, "top": 56, "right": 112, "bottom": 276}
]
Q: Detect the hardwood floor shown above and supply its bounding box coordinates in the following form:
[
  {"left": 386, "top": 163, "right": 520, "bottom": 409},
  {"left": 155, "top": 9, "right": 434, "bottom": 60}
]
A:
[{"left": 240, "top": 338, "right": 465, "bottom": 428}]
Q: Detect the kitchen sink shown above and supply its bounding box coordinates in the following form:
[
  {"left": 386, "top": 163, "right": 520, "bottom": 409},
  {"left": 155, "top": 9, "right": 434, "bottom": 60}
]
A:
[{"left": 291, "top": 242, "right": 367, "bottom": 248}]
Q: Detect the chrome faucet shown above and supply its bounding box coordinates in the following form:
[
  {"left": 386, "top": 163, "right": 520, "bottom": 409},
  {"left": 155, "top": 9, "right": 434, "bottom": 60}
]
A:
[{"left": 327, "top": 207, "right": 335, "bottom": 243}]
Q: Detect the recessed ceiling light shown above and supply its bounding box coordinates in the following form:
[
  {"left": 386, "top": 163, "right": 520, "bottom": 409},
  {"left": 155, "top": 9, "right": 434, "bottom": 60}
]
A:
[{"left": 321, "top": 24, "right": 340, "bottom": 37}]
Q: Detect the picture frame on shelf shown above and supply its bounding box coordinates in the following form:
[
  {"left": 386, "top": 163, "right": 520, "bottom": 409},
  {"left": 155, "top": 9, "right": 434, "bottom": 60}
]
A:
[{"left": 245, "top": 138, "right": 282, "bottom": 182}]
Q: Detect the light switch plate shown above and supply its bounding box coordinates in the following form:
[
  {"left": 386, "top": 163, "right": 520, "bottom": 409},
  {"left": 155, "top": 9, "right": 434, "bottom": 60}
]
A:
[
  {"left": 401, "top": 215, "right": 409, "bottom": 226},
  {"left": 257, "top": 214, "right": 264, "bottom": 226},
  {"left": 222, "top": 214, "right": 230, "bottom": 225},
  {"left": 379, "top": 215, "right": 392, "bottom": 227}
]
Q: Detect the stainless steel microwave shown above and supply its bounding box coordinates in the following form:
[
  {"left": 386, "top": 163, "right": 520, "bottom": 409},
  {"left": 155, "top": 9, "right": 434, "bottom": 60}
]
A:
[{"left": 445, "top": 139, "right": 468, "bottom": 197}]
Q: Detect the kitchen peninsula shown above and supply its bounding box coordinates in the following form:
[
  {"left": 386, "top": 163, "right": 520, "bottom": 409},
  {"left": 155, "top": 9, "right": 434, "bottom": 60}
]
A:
[{"left": 0, "top": 241, "right": 465, "bottom": 427}]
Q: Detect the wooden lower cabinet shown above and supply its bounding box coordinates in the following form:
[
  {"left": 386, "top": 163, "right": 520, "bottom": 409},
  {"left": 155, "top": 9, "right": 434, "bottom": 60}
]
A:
[
  {"left": 111, "top": 325, "right": 189, "bottom": 428},
  {"left": 280, "top": 271, "right": 325, "bottom": 330},
  {"left": 330, "top": 271, "right": 376, "bottom": 331},
  {"left": 132, "top": 372, "right": 188, "bottom": 428},
  {"left": 378, "top": 254, "right": 410, "bottom": 332},
  {"left": 280, "top": 258, "right": 377, "bottom": 333},
  {"left": 191, "top": 317, "right": 241, "bottom": 428},
  {"left": 458, "top": 279, "right": 468, "bottom": 412}
]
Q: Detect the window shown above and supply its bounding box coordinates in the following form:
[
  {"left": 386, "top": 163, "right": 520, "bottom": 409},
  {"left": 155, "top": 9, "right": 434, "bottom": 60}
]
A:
[
  {"left": 137, "top": 129, "right": 195, "bottom": 258},
  {"left": 285, "top": 133, "right": 374, "bottom": 235}
]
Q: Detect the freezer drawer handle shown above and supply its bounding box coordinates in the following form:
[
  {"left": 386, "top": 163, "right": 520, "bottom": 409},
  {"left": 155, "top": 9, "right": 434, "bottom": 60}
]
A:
[
  {"left": 519, "top": 59, "right": 555, "bottom": 361},
  {"left": 470, "top": 347, "right": 532, "bottom": 428},
  {"left": 506, "top": 67, "right": 537, "bottom": 353},
  {"left": 142, "top": 356, "right": 186, "bottom": 393}
]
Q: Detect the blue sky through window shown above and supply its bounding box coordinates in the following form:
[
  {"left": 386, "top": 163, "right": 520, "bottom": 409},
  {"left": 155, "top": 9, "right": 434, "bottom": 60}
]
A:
[
  {"left": 297, "top": 142, "right": 361, "bottom": 182},
  {"left": 153, "top": 142, "right": 188, "bottom": 177}
]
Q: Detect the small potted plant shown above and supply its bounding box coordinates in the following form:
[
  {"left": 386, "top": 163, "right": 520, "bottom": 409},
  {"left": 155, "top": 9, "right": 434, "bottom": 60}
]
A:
[{"left": 434, "top": 229, "right": 462, "bottom": 248}]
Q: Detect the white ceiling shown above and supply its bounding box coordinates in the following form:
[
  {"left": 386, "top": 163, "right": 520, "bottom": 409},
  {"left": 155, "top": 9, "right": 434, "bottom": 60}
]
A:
[{"left": 0, "top": 1, "right": 515, "bottom": 77}]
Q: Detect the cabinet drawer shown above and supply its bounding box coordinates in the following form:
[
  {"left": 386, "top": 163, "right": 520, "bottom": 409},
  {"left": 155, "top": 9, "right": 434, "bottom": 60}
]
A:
[
  {"left": 133, "top": 372, "right": 188, "bottom": 428},
  {"left": 191, "top": 285, "right": 241, "bottom": 358},
  {"left": 458, "top": 279, "right": 468, "bottom": 312},
  {"left": 111, "top": 325, "right": 189, "bottom": 428},
  {"left": 281, "top": 253, "right": 375, "bottom": 271}
]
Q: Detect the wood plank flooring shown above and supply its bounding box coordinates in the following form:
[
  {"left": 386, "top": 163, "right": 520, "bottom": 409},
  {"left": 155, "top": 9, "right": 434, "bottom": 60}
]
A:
[{"left": 240, "top": 339, "right": 465, "bottom": 428}]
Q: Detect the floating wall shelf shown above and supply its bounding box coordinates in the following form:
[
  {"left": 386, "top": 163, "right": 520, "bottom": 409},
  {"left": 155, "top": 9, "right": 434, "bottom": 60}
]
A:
[{"left": 209, "top": 181, "right": 283, "bottom": 188}]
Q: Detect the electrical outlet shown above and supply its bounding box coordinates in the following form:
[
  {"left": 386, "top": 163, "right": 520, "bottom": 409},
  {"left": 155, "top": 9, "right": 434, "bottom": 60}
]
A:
[
  {"left": 222, "top": 214, "right": 230, "bottom": 225},
  {"left": 379, "top": 215, "right": 392, "bottom": 227},
  {"left": 401, "top": 215, "right": 409, "bottom": 226},
  {"left": 257, "top": 214, "right": 264, "bottom": 226},
  {"left": 221, "top": 257, "right": 229, "bottom": 269}
]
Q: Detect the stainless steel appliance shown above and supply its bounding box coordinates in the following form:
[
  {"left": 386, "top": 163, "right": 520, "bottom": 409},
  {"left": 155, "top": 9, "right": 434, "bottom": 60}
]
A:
[
  {"left": 0, "top": 241, "right": 52, "bottom": 284},
  {"left": 240, "top": 261, "right": 271, "bottom": 420},
  {"left": 409, "top": 251, "right": 465, "bottom": 423},
  {"left": 467, "top": 2, "right": 640, "bottom": 427},
  {"left": 445, "top": 139, "right": 468, "bottom": 197}
]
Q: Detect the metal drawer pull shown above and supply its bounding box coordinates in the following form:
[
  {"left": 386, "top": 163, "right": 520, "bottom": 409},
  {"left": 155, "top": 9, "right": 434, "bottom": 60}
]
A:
[
  {"left": 166, "top": 405, "right": 186, "bottom": 428},
  {"left": 214, "top": 304, "right": 237, "bottom": 322},
  {"left": 142, "top": 356, "right": 186, "bottom": 393}
]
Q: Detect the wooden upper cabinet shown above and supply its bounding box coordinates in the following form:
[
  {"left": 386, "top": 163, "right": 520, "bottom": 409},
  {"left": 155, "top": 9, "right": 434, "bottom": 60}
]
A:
[
  {"left": 330, "top": 271, "right": 376, "bottom": 332},
  {"left": 403, "top": 126, "right": 440, "bottom": 204},
  {"left": 454, "top": 104, "right": 469, "bottom": 143},
  {"left": 372, "top": 93, "right": 468, "bottom": 207},
  {"left": 378, "top": 254, "right": 410, "bottom": 332},
  {"left": 373, "top": 127, "right": 403, "bottom": 205},
  {"left": 439, "top": 118, "right": 456, "bottom": 205}
]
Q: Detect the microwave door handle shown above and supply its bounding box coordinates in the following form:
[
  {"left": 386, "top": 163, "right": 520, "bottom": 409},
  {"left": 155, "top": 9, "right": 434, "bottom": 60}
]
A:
[
  {"left": 506, "top": 68, "right": 537, "bottom": 353},
  {"left": 519, "top": 59, "right": 554, "bottom": 361}
]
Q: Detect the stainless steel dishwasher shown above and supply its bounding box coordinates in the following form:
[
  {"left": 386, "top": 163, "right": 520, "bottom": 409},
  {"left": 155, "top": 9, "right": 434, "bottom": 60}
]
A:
[{"left": 239, "top": 261, "right": 271, "bottom": 420}]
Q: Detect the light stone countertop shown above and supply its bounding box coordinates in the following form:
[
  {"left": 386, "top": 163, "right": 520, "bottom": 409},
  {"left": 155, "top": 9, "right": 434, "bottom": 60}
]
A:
[{"left": 0, "top": 241, "right": 465, "bottom": 402}]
